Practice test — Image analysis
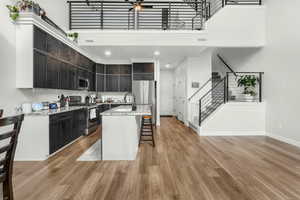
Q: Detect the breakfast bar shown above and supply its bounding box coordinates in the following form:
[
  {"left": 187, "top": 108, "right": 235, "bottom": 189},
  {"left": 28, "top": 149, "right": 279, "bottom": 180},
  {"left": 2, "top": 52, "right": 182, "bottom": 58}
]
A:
[{"left": 101, "top": 105, "right": 151, "bottom": 160}]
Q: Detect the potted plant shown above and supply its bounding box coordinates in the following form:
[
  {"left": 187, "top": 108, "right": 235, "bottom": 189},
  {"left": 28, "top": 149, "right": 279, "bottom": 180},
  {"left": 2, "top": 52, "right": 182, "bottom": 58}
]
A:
[
  {"left": 237, "top": 75, "right": 259, "bottom": 101},
  {"left": 6, "top": 5, "right": 19, "bottom": 21},
  {"left": 67, "top": 32, "right": 79, "bottom": 42},
  {"left": 6, "top": 0, "right": 39, "bottom": 21}
]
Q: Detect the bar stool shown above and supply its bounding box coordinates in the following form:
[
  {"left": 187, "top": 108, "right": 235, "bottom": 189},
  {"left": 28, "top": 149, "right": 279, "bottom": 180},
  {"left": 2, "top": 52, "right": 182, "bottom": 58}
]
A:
[
  {"left": 139, "top": 115, "right": 155, "bottom": 147},
  {"left": 0, "top": 114, "right": 24, "bottom": 200}
]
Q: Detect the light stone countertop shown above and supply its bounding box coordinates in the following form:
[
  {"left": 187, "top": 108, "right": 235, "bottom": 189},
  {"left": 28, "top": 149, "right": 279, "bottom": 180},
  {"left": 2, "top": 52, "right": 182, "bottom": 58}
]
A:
[
  {"left": 4, "top": 102, "right": 134, "bottom": 118},
  {"left": 101, "top": 105, "right": 152, "bottom": 116}
]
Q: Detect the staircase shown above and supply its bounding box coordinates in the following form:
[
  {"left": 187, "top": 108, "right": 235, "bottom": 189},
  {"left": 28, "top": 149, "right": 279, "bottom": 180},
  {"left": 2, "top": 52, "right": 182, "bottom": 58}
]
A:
[{"left": 199, "top": 72, "right": 225, "bottom": 124}]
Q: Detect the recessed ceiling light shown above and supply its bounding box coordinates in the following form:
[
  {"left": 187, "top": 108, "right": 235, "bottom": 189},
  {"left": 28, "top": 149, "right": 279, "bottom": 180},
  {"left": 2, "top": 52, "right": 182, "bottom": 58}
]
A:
[
  {"left": 104, "top": 50, "right": 111, "bottom": 56},
  {"left": 154, "top": 51, "right": 160, "bottom": 56},
  {"left": 165, "top": 64, "right": 171, "bottom": 68}
]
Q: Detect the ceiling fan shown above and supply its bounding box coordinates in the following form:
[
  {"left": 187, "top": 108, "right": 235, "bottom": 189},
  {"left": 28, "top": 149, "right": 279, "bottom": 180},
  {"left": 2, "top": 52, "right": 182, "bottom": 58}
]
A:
[{"left": 125, "top": 0, "right": 154, "bottom": 11}]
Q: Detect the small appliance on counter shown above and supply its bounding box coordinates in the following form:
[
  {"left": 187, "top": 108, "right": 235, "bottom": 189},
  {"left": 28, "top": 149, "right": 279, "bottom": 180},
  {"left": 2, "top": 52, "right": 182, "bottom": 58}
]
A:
[
  {"left": 22, "top": 103, "right": 32, "bottom": 114},
  {"left": 32, "top": 103, "right": 44, "bottom": 112},
  {"left": 49, "top": 103, "right": 58, "bottom": 110}
]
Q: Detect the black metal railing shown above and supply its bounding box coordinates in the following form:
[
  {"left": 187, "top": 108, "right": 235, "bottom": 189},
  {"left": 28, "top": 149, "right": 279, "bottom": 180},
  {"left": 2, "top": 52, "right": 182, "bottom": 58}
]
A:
[
  {"left": 199, "top": 77, "right": 226, "bottom": 126},
  {"left": 68, "top": 1, "right": 205, "bottom": 30},
  {"left": 226, "top": 72, "right": 263, "bottom": 102},
  {"left": 197, "top": 71, "right": 263, "bottom": 126},
  {"left": 208, "top": 0, "right": 262, "bottom": 19}
]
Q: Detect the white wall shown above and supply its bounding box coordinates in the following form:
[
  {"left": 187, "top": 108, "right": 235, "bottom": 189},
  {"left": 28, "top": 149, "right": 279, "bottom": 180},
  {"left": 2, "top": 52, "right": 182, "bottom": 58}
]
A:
[
  {"left": 173, "top": 49, "right": 213, "bottom": 124},
  {"left": 160, "top": 70, "right": 174, "bottom": 116},
  {"left": 200, "top": 102, "right": 266, "bottom": 136},
  {"left": 173, "top": 59, "right": 188, "bottom": 123},
  {"left": 212, "top": 0, "right": 300, "bottom": 144},
  {"left": 206, "top": 5, "right": 266, "bottom": 47}
]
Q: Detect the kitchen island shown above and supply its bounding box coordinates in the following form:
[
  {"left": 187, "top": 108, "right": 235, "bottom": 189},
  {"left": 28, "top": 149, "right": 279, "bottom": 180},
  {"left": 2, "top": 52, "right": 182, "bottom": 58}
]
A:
[{"left": 101, "top": 105, "right": 151, "bottom": 160}]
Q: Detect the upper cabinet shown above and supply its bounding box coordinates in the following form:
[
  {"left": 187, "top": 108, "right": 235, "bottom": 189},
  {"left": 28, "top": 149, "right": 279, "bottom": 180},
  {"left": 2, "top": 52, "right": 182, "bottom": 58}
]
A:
[
  {"left": 95, "top": 64, "right": 132, "bottom": 92},
  {"left": 18, "top": 25, "right": 96, "bottom": 91},
  {"left": 133, "top": 63, "right": 154, "bottom": 80}
]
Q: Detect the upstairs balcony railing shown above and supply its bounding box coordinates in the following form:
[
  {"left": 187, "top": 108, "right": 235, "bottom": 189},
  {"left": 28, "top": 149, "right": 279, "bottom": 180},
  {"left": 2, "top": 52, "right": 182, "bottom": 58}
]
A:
[
  {"left": 68, "top": 1, "right": 206, "bottom": 30},
  {"left": 68, "top": 0, "right": 262, "bottom": 31}
]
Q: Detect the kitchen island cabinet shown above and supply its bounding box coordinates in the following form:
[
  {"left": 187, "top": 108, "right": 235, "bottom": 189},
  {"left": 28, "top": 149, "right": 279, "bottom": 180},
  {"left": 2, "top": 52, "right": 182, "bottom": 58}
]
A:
[{"left": 101, "top": 105, "right": 151, "bottom": 160}]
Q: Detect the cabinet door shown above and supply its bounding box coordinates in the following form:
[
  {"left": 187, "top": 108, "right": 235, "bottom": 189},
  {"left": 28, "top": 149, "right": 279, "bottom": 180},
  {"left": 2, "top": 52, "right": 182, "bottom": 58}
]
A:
[
  {"left": 49, "top": 120, "right": 61, "bottom": 154},
  {"left": 96, "top": 64, "right": 105, "bottom": 74},
  {"left": 89, "top": 72, "right": 96, "bottom": 91},
  {"left": 46, "top": 34, "right": 62, "bottom": 58},
  {"left": 60, "top": 63, "right": 71, "bottom": 90},
  {"left": 46, "top": 57, "right": 60, "bottom": 89},
  {"left": 70, "top": 67, "right": 77, "bottom": 90},
  {"left": 133, "top": 63, "right": 154, "bottom": 73},
  {"left": 33, "top": 51, "right": 47, "bottom": 88},
  {"left": 119, "top": 65, "right": 132, "bottom": 75},
  {"left": 34, "top": 26, "right": 47, "bottom": 51},
  {"left": 96, "top": 74, "right": 105, "bottom": 92},
  {"left": 120, "top": 75, "right": 132, "bottom": 92},
  {"left": 60, "top": 114, "right": 73, "bottom": 145},
  {"left": 133, "top": 63, "right": 154, "bottom": 80},
  {"left": 73, "top": 109, "right": 86, "bottom": 137},
  {"left": 106, "top": 65, "right": 120, "bottom": 74},
  {"left": 105, "top": 75, "right": 119, "bottom": 92}
]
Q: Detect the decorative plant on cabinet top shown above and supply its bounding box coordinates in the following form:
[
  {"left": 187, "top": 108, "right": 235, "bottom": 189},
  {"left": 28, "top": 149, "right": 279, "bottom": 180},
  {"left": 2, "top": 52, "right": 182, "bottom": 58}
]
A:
[{"left": 6, "top": 0, "right": 45, "bottom": 21}]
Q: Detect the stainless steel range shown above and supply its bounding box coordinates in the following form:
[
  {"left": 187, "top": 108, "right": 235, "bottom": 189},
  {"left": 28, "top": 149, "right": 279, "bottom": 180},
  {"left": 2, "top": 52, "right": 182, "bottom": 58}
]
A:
[{"left": 69, "top": 96, "right": 99, "bottom": 135}]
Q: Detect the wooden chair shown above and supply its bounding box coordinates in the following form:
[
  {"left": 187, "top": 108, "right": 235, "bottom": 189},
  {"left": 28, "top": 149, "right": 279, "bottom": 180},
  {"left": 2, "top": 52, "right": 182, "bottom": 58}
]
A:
[
  {"left": 0, "top": 114, "right": 24, "bottom": 200},
  {"left": 0, "top": 110, "right": 3, "bottom": 118}
]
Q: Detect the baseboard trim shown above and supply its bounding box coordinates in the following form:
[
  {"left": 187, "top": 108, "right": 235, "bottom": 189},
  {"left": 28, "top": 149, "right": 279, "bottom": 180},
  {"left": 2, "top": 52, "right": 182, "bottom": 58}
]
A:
[
  {"left": 199, "top": 130, "right": 266, "bottom": 136},
  {"left": 267, "top": 133, "right": 300, "bottom": 148}
]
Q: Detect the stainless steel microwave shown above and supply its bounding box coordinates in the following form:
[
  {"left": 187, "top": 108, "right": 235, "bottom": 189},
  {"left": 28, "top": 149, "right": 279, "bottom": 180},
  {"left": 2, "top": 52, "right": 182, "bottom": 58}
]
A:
[{"left": 78, "top": 77, "right": 89, "bottom": 90}]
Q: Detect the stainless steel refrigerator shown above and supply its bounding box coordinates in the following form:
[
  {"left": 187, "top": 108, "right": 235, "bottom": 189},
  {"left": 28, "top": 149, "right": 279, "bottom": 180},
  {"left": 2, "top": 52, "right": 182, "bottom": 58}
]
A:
[{"left": 132, "top": 81, "right": 157, "bottom": 125}]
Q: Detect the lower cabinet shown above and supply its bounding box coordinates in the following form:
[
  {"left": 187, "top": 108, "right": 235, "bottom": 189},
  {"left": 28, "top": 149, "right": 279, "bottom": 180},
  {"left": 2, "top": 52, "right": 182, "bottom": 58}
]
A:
[{"left": 49, "top": 109, "right": 86, "bottom": 154}]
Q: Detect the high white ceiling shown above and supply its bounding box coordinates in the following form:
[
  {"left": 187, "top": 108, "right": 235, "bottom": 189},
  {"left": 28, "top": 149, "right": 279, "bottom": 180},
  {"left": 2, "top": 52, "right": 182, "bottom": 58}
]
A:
[{"left": 82, "top": 46, "right": 207, "bottom": 70}]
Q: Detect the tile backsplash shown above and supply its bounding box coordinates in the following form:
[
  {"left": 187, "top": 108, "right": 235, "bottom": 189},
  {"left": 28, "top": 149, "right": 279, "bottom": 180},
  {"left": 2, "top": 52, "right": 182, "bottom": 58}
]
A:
[{"left": 19, "top": 88, "right": 96, "bottom": 105}]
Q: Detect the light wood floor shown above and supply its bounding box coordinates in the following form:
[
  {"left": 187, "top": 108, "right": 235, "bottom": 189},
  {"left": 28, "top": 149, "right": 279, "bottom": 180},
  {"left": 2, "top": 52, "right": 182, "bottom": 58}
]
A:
[{"left": 13, "top": 117, "right": 300, "bottom": 200}]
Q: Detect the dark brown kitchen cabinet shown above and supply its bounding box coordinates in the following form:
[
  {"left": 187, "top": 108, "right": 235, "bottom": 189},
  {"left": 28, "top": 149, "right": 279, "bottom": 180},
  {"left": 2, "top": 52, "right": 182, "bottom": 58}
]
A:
[
  {"left": 120, "top": 75, "right": 132, "bottom": 92},
  {"left": 34, "top": 26, "right": 47, "bottom": 51},
  {"left": 60, "top": 63, "right": 71, "bottom": 90},
  {"left": 32, "top": 25, "right": 97, "bottom": 91},
  {"left": 96, "top": 74, "right": 105, "bottom": 92},
  {"left": 119, "top": 65, "right": 132, "bottom": 74},
  {"left": 106, "top": 75, "right": 119, "bottom": 92},
  {"left": 33, "top": 50, "right": 47, "bottom": 88},
  {"left": 46, "top": 57, "right": 61, "bottom": 89},
  {"left": 133, "top": 63, "right": 154, "bottom": 80},
  {"left": 96, "top": 64, "right": 105, "bottom": 74},
  {"left": 89, "top": 72, "right": 96, "bottom": 92},
  {"left": 49, "top": 109, "right": 86, "bottom": 154},
  {"left": 106, "top": 65, "right": 120, "bottom": 74},
  {"left": 133, "top": 63, "right": 154, "bottom": 73}
]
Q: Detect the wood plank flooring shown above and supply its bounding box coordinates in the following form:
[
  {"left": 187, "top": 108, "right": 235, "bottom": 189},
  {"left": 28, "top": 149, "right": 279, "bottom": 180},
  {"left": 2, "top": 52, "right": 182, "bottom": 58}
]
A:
[{"left": 13, "top": 117, "right": 300, "bottom": 200}]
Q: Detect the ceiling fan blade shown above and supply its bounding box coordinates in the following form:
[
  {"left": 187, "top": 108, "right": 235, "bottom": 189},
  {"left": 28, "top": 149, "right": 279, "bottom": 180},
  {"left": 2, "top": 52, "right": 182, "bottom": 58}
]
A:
[{"left": 141, "top": 5, "right": 153, "bottom": 9}]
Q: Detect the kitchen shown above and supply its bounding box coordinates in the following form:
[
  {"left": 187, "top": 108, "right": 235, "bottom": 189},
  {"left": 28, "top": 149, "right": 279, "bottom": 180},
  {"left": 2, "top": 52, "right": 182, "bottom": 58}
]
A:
[{"left": 8, "top": 17, "right": 157, "bottom": 161}]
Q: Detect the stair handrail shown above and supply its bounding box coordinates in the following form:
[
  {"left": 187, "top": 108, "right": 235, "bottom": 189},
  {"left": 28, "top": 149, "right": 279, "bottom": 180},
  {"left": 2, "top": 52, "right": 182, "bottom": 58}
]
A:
[
  {"left": 200, "top": 77, "right": 226, "bottom": 102},
  {"left": 188, "top": 77, "right": 212, "bottom": 101},
  {"left": 217, "top": 54, "right": 238, "bottom": 77}
]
